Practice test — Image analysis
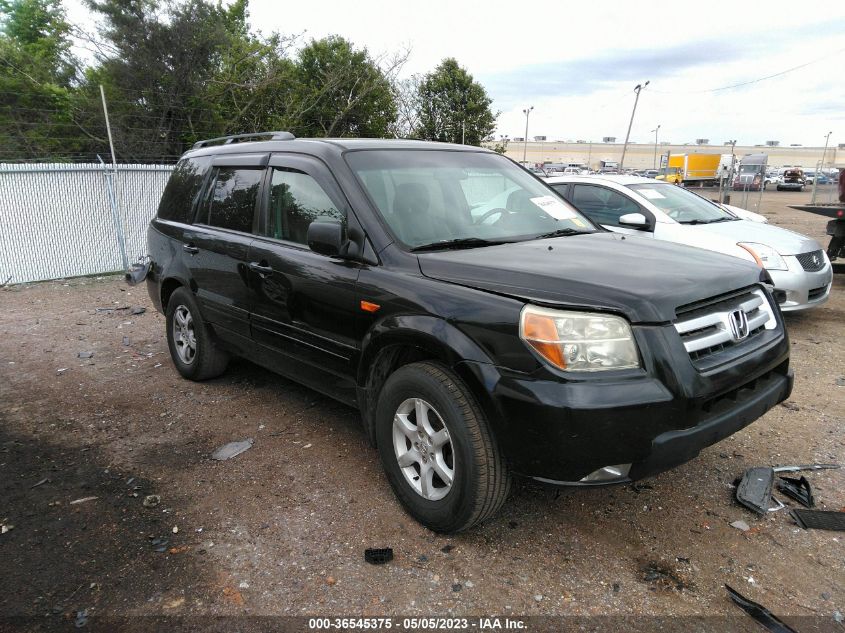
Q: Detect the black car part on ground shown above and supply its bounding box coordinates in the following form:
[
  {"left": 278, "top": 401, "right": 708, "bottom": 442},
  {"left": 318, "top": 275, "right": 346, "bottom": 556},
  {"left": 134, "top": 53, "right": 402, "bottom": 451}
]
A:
[
  {"left": 791, "top": 509, "right": 845, "bottom": 531},
  {"left": 735, "top": 467, "right": 775, "bottom": 515},
  {"left": 725, "top": 585, "right": 798, "bottom": 633},
  {"left": 776, "top": 476, "right": 814, "bottom": 508},
  {"left": 364, "top": 548, "right": 394, "bottom": 565},
  {"left": 125, "top": 255, "right": 151, "bottom": 286}
]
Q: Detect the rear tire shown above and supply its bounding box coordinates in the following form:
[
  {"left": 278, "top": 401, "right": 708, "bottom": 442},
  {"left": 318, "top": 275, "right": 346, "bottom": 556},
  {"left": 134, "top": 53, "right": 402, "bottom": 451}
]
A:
[
  {"left": 375, "top": 361, "right": 510, "bottom": 533},
  {"left": 165, "top": 287, "right": 229, "bottom": 380}
]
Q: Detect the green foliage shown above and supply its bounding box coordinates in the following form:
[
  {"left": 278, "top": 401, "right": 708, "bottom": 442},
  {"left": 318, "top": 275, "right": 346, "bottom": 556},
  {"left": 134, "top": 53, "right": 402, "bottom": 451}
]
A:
[
  {"left": 416, "top": 58, "right": 497, "bottom": 146},
  {"left": 288, "top": 36, "right": 397, "bottom": 138},
  {"left": 0, "top": 0, "right": 79, "bottom": 159},
  {"left": 0, "top": 1, "right": 499, "bottom": 162}
]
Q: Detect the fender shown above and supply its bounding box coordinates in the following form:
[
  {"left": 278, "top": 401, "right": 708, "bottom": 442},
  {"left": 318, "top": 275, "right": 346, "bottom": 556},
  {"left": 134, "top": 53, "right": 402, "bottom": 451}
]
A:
[
  {"left": 355, "top": 313, "right": 505, "bottom": 445},
  {"left": 146, "top": 221, "right": 196, "bottom": 312}
]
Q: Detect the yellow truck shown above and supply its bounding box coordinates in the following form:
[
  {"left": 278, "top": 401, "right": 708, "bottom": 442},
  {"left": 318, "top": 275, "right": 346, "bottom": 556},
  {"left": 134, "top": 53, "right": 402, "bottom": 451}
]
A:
[{"left": 656, "top": 153, "right": 728, "bottom": 186}]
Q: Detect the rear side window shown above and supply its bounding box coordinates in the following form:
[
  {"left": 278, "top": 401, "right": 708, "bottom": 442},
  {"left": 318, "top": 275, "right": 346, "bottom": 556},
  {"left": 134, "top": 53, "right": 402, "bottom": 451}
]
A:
[
  {"left": 198, "top": 167, "right": 262, "bottom": 233},
  {"left": 156, "top": 156, "right": 211, "bottom": 222}
]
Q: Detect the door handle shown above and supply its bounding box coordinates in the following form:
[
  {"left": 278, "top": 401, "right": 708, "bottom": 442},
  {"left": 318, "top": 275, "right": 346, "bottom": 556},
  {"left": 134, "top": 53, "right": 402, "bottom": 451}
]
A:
[
  {"left": 249, "top": 261, "right": 274, "bottom": 276},
  {"left": 183, "top": 243, "right": 199, "bottom": 255}
]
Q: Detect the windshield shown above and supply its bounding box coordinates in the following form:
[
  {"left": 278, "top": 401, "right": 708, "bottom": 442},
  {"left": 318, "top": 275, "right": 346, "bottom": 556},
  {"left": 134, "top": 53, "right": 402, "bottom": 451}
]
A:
[
  {"left": 346, "top": 150, "right": 595, "bottom": 248},
  {"left": 627, "top": 183, "right": 736, "bottom": 224}
]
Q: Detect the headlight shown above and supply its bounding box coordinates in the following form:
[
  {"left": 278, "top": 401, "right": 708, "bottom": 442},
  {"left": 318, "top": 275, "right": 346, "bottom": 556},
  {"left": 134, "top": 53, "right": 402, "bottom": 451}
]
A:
[
  {"left": 519, "top": 306, "right": 640, "bottom": 372},
  {"left": 737, "top": 242, "right": 787, "bottom": 271}
]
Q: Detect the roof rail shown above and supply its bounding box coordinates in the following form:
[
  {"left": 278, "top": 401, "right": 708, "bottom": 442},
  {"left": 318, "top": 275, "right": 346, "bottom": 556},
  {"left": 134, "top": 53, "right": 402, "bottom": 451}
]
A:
[{"left": 191, "top": 131, "right": 295, "bottom": 150}]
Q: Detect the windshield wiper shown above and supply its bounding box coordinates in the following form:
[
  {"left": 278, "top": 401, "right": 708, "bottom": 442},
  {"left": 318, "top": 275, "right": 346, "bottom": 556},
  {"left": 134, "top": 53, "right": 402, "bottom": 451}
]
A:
[
  {"left": 679, "top": 218, "right": 718, "bottom": 225},
  {"left": 410, "top": 237, "right": 508, "bottom": 252},
  {"left": 532, "top": 227, "right": 587, "bottom": 240},
  {"left": 707, "top": 216, "right": 737, "bottom": 223}
]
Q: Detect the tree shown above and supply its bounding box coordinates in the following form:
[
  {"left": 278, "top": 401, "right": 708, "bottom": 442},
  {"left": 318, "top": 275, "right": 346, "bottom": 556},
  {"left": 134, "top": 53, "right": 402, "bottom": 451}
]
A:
[
  {"left": 0, "top": 0, "right": 79, "bottom": 159},
  {"left": 416, "top": 58, "right": 496, "bottom": 146},
  {"left": 77, "top": 0, "right": 236, "bottom": 160},
  {"left": 287, "top": 36, "right": 400, "bottom": 138}
]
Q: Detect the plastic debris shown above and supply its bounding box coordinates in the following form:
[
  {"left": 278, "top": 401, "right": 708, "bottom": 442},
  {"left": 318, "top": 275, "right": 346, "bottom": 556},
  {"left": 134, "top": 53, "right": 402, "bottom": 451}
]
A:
[
  {"left": 791, "top": 509, "right": 845, "bottom": 531},
  {"left": 735, "top": 467, "right": 775, "bottom": 515},
  {"left": 725, "top": 584, "right": 797, "bottom": 633},
  {"left": 211, "top": 438, "right": 254, "bottom": 461},
  {"left": 772, "top": 463, "right": 840, "bottom": 473},
  {"left": 69, "top": 496, "right": 98, "bottom": 505},
  {"left": 142, "top": 495, "right": 161, "bottom": 508},
  {"left": 74, "top": 609, "right": 89, "bottom": 629},
  {"left": 30, "top": 478, "right": 49, "bottom": 489},
  {"left": 77, "top": 351, "right": 94, "bottom": 359},
  {"left": 730, "top": 520, "right": 750, "bottom": 532},
  {"left": 776, "top": 476, "right": 814, "bottom": 508},
  {"left": 130, "top": 306, "right": 146, "bottom": 315},
  {"left": 364, "top": 548, "right": 394, "bottom": 565}
]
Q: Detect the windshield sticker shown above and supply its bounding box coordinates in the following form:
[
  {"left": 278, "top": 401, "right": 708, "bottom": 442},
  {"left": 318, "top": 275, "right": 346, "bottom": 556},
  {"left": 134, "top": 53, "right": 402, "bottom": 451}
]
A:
[
  {"left": 530, "top": 196, "right": 578, "bottom": 220},
  {"left": 637, "top": 189, "right": 666, "bottom": 200}
]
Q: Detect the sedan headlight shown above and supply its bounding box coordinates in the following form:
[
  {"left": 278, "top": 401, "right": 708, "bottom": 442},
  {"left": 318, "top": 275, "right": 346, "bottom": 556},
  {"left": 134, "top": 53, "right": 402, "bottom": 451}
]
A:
[
  {"left": 519, "top": 306, "right": 640, "bottom": 372},
  {"left": 737, "top": 242, "right": 788, "bottom": 271}
]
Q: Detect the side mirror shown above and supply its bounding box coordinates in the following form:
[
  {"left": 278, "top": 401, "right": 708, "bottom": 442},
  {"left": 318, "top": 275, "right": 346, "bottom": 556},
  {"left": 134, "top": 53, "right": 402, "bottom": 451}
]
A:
[
  {"left": 307, "top": 219, "right": 344, "bottom": 257},
  {"left": 618, "top": 212, "right": 649, "bottom": 229}
]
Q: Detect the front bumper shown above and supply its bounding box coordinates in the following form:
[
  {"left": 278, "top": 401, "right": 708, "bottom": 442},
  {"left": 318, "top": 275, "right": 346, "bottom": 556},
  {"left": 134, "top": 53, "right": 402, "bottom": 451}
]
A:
[
  {"left": 769, "top": 257, "right": 833, "bottom": 312},
  {"left": 460, "top": 320, "right": 791, "bottom": 483}
]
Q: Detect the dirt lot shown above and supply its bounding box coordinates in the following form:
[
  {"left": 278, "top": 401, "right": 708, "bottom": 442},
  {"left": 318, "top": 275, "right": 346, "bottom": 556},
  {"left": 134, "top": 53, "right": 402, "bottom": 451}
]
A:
[{"left": 1, "top": 189, "right": 843, "bottom": 630}]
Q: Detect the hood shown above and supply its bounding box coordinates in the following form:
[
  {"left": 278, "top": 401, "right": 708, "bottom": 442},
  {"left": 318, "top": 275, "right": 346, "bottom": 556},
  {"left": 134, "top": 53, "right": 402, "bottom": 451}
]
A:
[
  {"left": 678, "top": 219, "right": 821, "bottom": 256},
  {"left": 416, "top": 232, "right": 764, "bottom": 323},
  {"left": 722, "top": 204, "right": 767, "bottom": 223}
]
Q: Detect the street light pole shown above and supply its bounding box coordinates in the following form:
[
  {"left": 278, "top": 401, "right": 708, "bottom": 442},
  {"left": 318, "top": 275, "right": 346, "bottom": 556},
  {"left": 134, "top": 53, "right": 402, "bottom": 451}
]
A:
[
  {"left": 811, "top": 131, "right": 833, "bottom": 204},
  {"left": 619, "top": 81, "right": 649, "bottom": 171},
  {"left": 522, "top": 106, "right": 533, "bottom": 163},
  {"left": 651, "top": 125, "right": 661, "bottom": 170}
]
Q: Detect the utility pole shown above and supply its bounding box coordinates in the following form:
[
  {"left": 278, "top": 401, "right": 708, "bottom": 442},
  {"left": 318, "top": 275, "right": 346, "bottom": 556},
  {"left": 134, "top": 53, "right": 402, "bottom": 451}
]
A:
[
  {"left": 651, "top": 125, "right": 661, "bottom": 169},
  {"left": 619, "top": 81, "right": 648, "bottom": 170},
  {"left": 522, "top": 106, "right": 533, "bottom": 163},
  {"left": 811, "top": 131, "right": 832, "bottom": 204},
  {"left": 99, "top": 84, "right": 128, "bottom": 271},
  {"left": 720, "top": 139, "right": 737, "bottom": 205}
]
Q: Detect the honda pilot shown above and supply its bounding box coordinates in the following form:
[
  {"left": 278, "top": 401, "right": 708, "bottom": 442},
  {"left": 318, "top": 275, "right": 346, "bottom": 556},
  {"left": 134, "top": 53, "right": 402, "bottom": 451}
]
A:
[{"left": 144, "top": 133, "right": 793, "bottom": 532}]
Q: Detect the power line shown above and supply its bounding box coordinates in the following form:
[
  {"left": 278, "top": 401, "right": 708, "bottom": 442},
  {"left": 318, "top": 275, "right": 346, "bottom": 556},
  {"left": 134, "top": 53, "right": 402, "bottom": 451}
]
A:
[{"left": 649, "top": 47, "right": 845, "bottom": 95}]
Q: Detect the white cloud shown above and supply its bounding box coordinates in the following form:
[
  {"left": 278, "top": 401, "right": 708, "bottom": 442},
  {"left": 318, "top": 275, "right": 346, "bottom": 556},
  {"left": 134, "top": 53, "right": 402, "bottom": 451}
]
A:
[{"left": 63, "top": 0, "right": 845, "bottom": 146}]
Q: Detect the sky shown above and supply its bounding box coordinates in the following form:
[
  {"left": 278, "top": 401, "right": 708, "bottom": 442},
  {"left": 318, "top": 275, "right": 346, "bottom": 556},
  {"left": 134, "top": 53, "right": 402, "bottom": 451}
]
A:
[{"left": 64, "top": 0, "right": 845, "bottom": 147}]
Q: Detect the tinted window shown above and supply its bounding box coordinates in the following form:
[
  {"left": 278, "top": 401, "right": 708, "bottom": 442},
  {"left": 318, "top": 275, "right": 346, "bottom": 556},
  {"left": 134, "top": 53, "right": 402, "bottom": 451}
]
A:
[
  {"left": 262, "top": 169, "right": 344, "bottom": 245},
  {"left": 571, "top": 185, "right": 642, "bottom": 226},
  {"left": 156, "top": 156, "right": 211, "bottom": 222},
  {"left": 200, "top": 168, "right": 262, "bottom": 233}
]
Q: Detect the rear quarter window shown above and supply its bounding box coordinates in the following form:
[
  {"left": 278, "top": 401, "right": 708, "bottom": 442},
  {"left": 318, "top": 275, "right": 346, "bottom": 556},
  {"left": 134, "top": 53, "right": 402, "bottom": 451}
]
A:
[{"left": 156, "top": 156, "right": 212, "bottom": 223}]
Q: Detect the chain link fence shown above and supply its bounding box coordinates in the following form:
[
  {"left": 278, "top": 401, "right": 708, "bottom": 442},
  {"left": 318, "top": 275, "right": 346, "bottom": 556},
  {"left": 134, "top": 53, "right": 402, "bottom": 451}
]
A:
[{"left": 0, "top": 163, "right": 174, "bottom": 284}]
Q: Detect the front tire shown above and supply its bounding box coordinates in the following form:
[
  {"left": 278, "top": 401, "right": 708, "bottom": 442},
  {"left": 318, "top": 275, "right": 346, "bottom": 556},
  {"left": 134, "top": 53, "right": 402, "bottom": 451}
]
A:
[
  {"left": 165, "top": 287, "right": 229, "bottom": 380},
  {"left": 375, "top": 361, "right": 510, "bottom": 533}
]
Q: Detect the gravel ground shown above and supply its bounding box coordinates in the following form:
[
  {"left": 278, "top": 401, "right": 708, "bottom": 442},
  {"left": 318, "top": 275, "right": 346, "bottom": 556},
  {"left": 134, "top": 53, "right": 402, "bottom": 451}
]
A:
[{"left": 0, "top": 189, "right": 843, "bottom": 629}]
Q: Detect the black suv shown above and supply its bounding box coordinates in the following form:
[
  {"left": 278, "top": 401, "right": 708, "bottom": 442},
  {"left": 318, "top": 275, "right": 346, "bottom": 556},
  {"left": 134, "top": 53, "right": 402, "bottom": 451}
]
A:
[{"left": 145, "top": 132, "right": 793, "bottom": 532}]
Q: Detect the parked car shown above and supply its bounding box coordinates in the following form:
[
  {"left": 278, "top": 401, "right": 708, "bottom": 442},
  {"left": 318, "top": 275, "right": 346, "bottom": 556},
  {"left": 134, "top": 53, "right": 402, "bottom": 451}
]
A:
[
  {"left": 777, "top": 169, "right": 805, "bottom": 191},
  {"left": 723, "top": 204, "right": 768, "bottom": 224},
  {"left": 545, "top": 174, "right": 833, "bottom": 311},
  {"left": 144, "top": 133, "right": 793, "bottom": 532},
  {"left": 764, "top": 173, "right": 782, "bottom": 189},
  {"left": 803, "top": 171, "right": 817, "bottom": 185},
  {"left": 643, "top": 169, "right": 659, "bottom": 178}
]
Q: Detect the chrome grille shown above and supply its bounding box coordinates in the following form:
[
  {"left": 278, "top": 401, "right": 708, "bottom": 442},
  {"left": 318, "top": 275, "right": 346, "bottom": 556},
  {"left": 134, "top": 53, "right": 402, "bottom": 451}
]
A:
[
  {"left": 795, "top": 250, "right": 825, "bottom": 272},
  {"left": 674, "top": 288, "right": 777, "bottom": 364}
]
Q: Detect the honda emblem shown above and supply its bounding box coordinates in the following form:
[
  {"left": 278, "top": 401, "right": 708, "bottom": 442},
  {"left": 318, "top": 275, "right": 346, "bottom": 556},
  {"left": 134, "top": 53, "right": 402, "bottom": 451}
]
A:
[{"left": 729, "top": 309, "right": 749, "bottom": 341}]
